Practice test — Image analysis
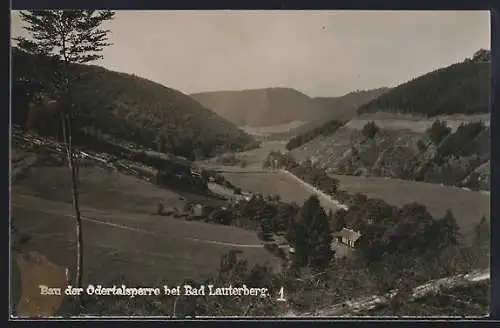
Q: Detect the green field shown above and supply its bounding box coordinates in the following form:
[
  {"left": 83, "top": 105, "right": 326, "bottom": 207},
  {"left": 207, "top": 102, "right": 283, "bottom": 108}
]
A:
[
  {"left": 11, "top": 160, "right": 279, "bottom": 288},
  {"left": 331, "top": 174, "right": 490, "bottom": 236}
]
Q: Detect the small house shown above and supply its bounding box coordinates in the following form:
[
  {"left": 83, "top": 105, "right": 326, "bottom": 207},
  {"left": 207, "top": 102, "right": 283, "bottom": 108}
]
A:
[{"left": 332, "top": 228, "right": 362, "bottom": 248}]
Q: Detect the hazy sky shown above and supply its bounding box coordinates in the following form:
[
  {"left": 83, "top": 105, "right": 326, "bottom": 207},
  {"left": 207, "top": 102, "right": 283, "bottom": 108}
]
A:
[{"left": 11, "top": 10, "right": 490, "bottom": 97}]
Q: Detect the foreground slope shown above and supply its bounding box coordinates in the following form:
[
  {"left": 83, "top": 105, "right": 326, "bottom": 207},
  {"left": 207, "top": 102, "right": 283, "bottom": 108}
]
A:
[
  {"left": 11, "top": 144, "right": 278, "bottom": 286},
  {"left": 12, "top": 48, "right": 256, "bottom": 160}
]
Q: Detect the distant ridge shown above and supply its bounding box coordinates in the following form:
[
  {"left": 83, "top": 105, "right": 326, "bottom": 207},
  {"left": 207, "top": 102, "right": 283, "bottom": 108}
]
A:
[{"left": 192, "top": 87, "right": 390, "bottom": 129}]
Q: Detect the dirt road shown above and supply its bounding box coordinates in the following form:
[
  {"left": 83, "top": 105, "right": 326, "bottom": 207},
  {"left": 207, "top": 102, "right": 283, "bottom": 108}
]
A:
[{"left": 279, "top": 169, "right": 348, "bottom": 211}]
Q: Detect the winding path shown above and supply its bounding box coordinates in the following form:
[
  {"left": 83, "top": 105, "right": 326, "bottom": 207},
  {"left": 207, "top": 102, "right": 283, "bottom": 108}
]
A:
[{"left": 279, "top": 169, "right": 349, "bottom": 211}]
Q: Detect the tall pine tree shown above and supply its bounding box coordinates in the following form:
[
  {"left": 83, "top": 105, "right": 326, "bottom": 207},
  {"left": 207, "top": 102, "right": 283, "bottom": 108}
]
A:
[{"left": 14, "top": 10, "right": 115, "bottom": 306}]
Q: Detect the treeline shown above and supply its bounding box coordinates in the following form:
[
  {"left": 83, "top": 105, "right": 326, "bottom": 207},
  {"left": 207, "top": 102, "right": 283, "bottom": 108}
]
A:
[
  {"left": 188, "top": 193, "right": 300, "bottom": 242},
  {"left": 285, "top": 120, "right": 345, "bottom": 150},
  {"left": 12, "top": 48, "right": 258, "bottom": 161},
  {"left": 336, "top": 198, "right": 463, "bottom": 264},
  {"left": 358, "top": 49, "right": 490, "bottom": 117}
]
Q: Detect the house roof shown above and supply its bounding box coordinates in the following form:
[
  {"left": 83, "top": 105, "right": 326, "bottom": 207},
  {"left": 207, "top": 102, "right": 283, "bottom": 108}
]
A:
[{"left": 333, "top": 228, "right": 362, "bottom": 242}]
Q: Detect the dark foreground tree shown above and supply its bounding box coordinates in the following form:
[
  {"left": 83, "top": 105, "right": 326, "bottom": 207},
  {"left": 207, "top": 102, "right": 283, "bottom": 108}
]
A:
[
  {"left": 15, "top": 10, "right": 115, "bottom": 306},
  {"left": 287, "top": 195, "right": 333, "bottom": 269}
]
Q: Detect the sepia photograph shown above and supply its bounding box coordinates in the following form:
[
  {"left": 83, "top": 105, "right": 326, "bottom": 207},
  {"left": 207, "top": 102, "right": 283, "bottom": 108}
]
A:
[{"left": 10, "top": 10, "right": 491, "bottom": 318}]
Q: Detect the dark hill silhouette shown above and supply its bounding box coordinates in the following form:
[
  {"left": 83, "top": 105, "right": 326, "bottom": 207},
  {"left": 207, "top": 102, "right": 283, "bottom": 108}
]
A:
[
  {"left": 12, "top": 48, "right": 257, "bottom": 160},
  {"left": 358, "top": 49, "right": 490, "bottom": 117}
]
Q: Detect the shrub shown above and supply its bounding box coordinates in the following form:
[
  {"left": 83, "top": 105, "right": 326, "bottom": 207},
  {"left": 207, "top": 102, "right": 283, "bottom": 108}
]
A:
[
  {"left": 362, "top": 121, "right": 379, "bottom": 139},
  {"left": 427, "top": 120, "right": 451, "bottom": 145}
]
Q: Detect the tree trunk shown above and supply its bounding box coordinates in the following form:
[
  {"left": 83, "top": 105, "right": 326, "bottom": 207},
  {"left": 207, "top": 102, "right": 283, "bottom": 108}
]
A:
[
  {"left": 60, "top": 111, "right": 83, "bottom": 288},
  {"left": 60, "top": 61, "right": 84, "bottom": 309}
]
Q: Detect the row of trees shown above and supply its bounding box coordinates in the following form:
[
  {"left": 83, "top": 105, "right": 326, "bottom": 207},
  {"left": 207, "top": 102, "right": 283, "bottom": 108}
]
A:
[{"left": 285, "top": 120, "right": 345, "bottom": 150}]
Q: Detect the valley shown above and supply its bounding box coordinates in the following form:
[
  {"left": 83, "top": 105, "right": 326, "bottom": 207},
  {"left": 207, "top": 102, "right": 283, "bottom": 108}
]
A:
[{"left": 10, "top": 10, "right": 491, "bottom": 318}]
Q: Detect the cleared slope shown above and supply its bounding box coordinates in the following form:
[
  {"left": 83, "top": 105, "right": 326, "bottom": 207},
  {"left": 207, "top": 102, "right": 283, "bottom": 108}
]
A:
[{"left": 292, "top": 121, "right": 490, "bottom": 191}]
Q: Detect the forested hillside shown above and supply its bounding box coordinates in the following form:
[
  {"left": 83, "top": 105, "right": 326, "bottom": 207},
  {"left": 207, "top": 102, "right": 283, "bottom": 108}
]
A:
[
  {"left": 357, "top": 49, "right": 490, "bottom": 116},
  {"left": 12, "top": 48, "right": 258, "bottom": 160},
  {"left": 291, "top": 120, "right": 490, "bottom": 191},
  {"left": 287, "top": 50, "right": 490, "bottom": 190}
]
